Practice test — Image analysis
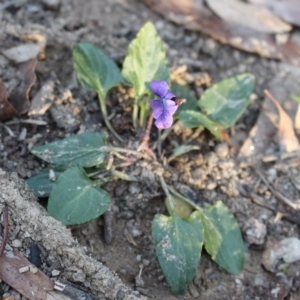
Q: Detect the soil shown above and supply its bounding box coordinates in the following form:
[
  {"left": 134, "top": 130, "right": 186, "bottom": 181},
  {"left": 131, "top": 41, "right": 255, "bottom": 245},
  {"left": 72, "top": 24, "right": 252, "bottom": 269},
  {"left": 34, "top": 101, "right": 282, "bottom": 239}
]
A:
[{"left": 1, "top": 0, "right": 300, "bottom": 299}]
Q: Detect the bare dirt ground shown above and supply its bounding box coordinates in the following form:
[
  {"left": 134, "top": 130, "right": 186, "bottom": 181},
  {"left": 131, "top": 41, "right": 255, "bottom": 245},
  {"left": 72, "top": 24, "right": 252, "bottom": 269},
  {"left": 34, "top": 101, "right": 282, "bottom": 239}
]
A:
[{"left": 1, "top": 0, "right": 300, "bottom": 299}]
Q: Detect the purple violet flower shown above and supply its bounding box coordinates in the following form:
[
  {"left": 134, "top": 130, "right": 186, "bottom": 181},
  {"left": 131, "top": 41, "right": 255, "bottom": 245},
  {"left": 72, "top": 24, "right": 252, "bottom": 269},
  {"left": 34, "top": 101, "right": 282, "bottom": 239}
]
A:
[{"left": 149, "top": 80, "right": 178, "bottom": 129}]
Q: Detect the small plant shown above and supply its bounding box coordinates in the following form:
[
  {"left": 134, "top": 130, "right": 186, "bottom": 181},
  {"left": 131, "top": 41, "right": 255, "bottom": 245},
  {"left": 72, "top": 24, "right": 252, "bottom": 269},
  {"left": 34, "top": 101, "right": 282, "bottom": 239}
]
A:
[{"left": 27, "top": 22, "right": 256, "bottom": 294}]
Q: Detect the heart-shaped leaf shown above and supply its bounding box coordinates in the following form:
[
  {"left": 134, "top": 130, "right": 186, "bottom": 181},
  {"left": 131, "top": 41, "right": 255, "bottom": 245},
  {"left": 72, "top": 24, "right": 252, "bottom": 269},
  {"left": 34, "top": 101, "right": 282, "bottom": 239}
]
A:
[
  {"left": 152, "top": 211, "right": 204, "bottom": 294},
  {"left": 26, "top": 167, "right": 65, "bottom": 198},
  {"left": 73, "top": 43, "right": 123, "bottom": 141},
  {"left": 73, "top": 43, "right": 122, "bottom": 99},
  {"left": 122, "top": 22, "right": 169, "bottom": 98},
  {"left": 179, "top": 110, "right": 223, "bottom": 139},
  {"left": 198, "top": 73, "right": 255, "bottom": 128},
  {"left": 200, "top": 201, "right": 245, "bottom": 274},
  {"left": 48, "top": 167, "right": 111, "bottom": 225},
  {"left": 31, "top": 132, "right": 107, "bottom": 168},
  {"left": 171, "top": 83, "right": 198, "bottom": 116}
]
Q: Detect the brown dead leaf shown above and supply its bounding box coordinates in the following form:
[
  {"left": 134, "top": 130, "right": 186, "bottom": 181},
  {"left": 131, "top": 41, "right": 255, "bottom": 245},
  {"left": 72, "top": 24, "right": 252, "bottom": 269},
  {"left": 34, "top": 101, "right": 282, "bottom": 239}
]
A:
[
  {"left": 142, "top": 0, "right": 300, "bottom": 66},
  {"left": 264, "top": 90, "right": 300, "bottom": 153},
  {"left": 0, "top": 59, "right": 37, "bottom": 121},
  {"left": 0, "top": 80, "right": 18, "bottom": 121},
  {"left": 238, "top": 63, "right": 300, "bottom": 158},
  {"left": 248, "top": 0, "right": 300, "bottom": 27},
  {"left": 206, "top": 0, "right": 291, "bottom": 34},
  {"left": 0, "top": 251, "right": 54, "bottom": 300}
]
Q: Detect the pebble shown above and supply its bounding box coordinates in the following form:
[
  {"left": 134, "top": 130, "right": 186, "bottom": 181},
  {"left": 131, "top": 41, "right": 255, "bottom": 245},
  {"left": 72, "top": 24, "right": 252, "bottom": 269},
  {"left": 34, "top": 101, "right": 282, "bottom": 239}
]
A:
[
  {"left": 42, "top": 0, "right": 60, "bottom": 9},
  {"left": 206, "top": 181, "right": 217, "bottom": 190},
  {"left": 131, "top": 228, "right": 142, "bottom": 237},
  {"left": 71, "top": 270, "right": 85, "bottom": 282},
  {"left": 243, "top": 218, "right": 266, "bottom": 245},
  {"left": 158, "top": 275, "right": 164, "bottom": 281},
  {"left": 267, "top": 168, "right": 277, "bottom": 183},
  {"left": 142, "top": 259, "right": 150, "bottom": 266},
  {"left": 52, "top": 269, "right": 60, "bottom": 276},
  {"left": 254, "top": 276, "right": 265, "bottom": 286},
  {"left": 205, "top": 152, "right": 218, "bottom": 169},
  {"left": 136, "top": 255, "right": 142, "bottom": 262},
  {"left": 129, "top": 183, "right": 141, "bottom": 194},
  {"left": 215, "top": 143, "right": 229, "bottom": 158},
  {"left": 11, "top": 239, "right": 22, "bottom": 248}
]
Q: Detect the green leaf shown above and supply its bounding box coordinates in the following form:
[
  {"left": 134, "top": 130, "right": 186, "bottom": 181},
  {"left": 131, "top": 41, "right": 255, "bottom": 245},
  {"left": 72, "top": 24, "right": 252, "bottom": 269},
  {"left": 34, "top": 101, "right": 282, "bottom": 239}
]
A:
[
  {"left": 172, "top": 145, "right": 200, "bottom": 157},
  {"left": 200, "top": 201, "right": 244, "bottom": 275},
  {"left": 291, "top": 94, "right": 300, "bottom": 104},
  {"left": 171, "top": 83, "right": 198, "bottom": 115},
  {"left": 152, "top": 211, "right": 204, "bottom": 294},
  {"left": 73, "top": 42, "right": 122, "bottom": 99},
  {"left": 31, "top": 132, "right": 107, "bottom": 168},
  {"left": 198, "top": 73, "right": 255, "bottom": 128},
  {"left": 48, "top": 167, "right": 111, "bottom": 225},
  {"left": 164, "top": 194, "right": 193, "bottom": 219},
  {"left": 179, "top": 110, "right": 223, "bottom": 139},
  {"left": 122, "top": 22, "right": 169, "bottom": 98},
  {"left": 26, "top": 168, "right": 64, "bottom": 198}
]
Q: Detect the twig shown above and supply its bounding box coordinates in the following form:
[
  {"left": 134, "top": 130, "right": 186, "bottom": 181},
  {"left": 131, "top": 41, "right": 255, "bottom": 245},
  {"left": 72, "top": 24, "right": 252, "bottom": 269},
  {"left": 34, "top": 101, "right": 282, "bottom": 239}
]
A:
[
  {"left": 237, "top": 182, "right": 300, "bottom": 225},
  {"left": 0, "top": 207, "right": 9, "bottom": 257},
  {"left": 255, "top": 169, "right": 300, "bottom": 210}
]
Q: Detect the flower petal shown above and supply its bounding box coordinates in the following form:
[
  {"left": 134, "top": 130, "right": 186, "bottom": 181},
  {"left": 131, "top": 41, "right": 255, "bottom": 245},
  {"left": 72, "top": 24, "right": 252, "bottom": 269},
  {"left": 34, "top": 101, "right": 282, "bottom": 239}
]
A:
[
  {"left": 164, "top": 99, "right": 178, "bottom": 116},
  {"left": 164, "top": 91, "right": 176, "bottom": 100},
  {"left": 149, "top": 81, "right": 169, "bottom": 98},
  {"left": 150, "top": 99, "right": 164, "bottom": 119},
  {"left": 155, "top": 111, "right": 173, "bottom": 129}
]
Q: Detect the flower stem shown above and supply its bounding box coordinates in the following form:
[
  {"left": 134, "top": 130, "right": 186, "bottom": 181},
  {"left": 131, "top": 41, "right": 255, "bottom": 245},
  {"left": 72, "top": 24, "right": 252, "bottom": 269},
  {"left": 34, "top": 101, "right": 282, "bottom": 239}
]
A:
[
  {"left": 139, "top": 99, "right": 149, "bottom": 128},
  {"left": 152, "top": 120, "right": 181, "bottom": 151},
  {"left": 137, "top": 113, "right": 156, "bottom": 159},
  {"left": 97, "top": 92, "right": 123, "bottom": 142},
  {"left": 132, "top": 97, "right": 139, "bottom": 129},
  {"left": 159, "top": 175, "right": 175, "bottom": 213},
  {"left": 166, "top": 184, "right": 203, "bottom": 212}
]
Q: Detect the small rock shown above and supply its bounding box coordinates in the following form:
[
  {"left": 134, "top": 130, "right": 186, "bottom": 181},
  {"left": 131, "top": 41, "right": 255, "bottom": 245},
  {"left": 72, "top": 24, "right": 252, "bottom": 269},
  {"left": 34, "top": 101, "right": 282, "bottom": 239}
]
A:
[
  {"left": 129, "top": 183, "right": 141, "bottom": 194},
  {"left": 158, "top": 275, "right": 164, "bottom": 281},
  {"left": 9, "top": 290, "right": 21, "bottom": 300},
  {"left": 71, "top": 270, "right": 86, "bottom": 282},
  {"left": 19, "top": 266, "right": 29, "bottom": 273},
  {"left": 52, "top": 269, "right": 60, "bottom": 276},
  {"left": 29, "top": 266, "right": 38, "bottom": 274},
  {"left": 206, "top": 181, "right": 217, "bottom": 190},
  {"left": 136, "top": 255, "right": 142, "bottom": 262},
  {"left": 254, "top": 276, "right": 265, "bottom": 286},
  {"left": 205, "top": 152, "right": 218, "bottom": 169},
  {"left": 42, "top": 0, "right": 60, "bottom": 9},
  {"left": 243, "top": 218, "right": 267, "bottom": 245},
  {"left": 267, "top": 168, "right": 277, "bottom": 183},
  {"left": 262, "top": 237, "right": 300, "bottom": 272},
  {"left": 17, "top": 128, "right": 27, "bottom": 141},
  {"left": 2, "top": 44, "right": 40, "bottom": 63},
  {"left": 142, "top": 259, "right": 150, "bottom": 266},
  {"left": 132, "top": 228, "right": 142, "bottom": 237},
  {"left": 215, "top": 143, "right": 229, "bottom": 158},
  {"left": 11, "top": 239, "right": 22, "bottom": 248}
]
